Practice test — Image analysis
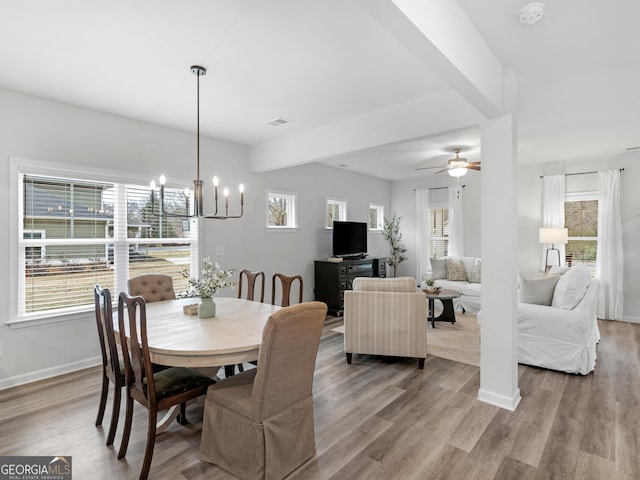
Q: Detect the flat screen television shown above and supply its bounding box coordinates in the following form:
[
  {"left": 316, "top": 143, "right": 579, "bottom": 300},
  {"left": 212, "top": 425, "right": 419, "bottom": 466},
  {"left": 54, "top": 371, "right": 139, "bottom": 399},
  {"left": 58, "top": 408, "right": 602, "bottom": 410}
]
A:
[{"left": 332, "top": 221, "right": 368, "bottom": 258}]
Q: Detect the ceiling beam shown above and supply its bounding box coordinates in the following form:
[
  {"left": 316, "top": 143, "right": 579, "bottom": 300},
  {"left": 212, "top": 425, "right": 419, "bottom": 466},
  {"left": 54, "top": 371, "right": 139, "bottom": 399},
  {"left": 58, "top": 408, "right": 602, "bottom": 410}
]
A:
[
  {"left": 356, "top": 0, "right": 504, "bottom": 119},
  {"left": 249, "top": 90, "right": 483, "bottom": 172}
]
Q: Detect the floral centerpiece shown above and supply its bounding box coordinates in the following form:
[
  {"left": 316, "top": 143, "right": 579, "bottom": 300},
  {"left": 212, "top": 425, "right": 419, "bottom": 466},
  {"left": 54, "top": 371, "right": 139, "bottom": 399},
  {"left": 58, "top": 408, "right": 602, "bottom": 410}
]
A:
[{"left": 180, "top": 257, "right": 235, "bottom": 318}]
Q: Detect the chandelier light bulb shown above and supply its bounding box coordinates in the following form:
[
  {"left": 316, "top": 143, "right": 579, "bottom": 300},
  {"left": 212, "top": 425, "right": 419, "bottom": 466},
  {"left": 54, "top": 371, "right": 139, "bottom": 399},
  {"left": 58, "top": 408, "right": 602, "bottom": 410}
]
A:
[
  {"left": 213, "top": 176, "right": 219, "bottom": 187},
  {"left": 184, "top": 187, "right": 190, "bottom": 197},
  {"left": 159, "top": 174, "right": 166, "bottom": 185},
  {"left": 239, "top": 184, "right": 244, "bottom": 193},
  {"left": 150, "top": 180, "right": 156, "bottom": 190}
]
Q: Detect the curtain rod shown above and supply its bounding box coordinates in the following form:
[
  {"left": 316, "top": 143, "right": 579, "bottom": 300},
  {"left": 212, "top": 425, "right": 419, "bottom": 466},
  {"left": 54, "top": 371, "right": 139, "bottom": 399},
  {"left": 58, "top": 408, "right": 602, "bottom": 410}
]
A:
[
  {"left": 413, "top": 184, "right": 466, "bottom": 191},
  {"left": 539, "top": 168, "right": 624, "bottom": 179}
]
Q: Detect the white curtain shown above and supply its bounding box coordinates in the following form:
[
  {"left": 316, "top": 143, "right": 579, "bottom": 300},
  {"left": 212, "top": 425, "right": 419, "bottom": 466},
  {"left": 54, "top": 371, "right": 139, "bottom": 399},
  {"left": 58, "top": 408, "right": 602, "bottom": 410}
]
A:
[
  {"left": 415, "top": 188, "right": 430, "bottom": 283},
  {"left": 541, "top": 175, "right": 566, "bottom": 268},
  {"left": 596, "top": 170, "right": 624, "bottom": 320},
  {"left": 448, "top": 185, "right": 464, "bottom": 257}
]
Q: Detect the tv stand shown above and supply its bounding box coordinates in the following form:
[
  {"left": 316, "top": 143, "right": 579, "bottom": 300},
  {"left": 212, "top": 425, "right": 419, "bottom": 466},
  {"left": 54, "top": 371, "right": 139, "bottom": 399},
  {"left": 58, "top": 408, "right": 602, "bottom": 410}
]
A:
[{"left": 314, "top": 257, "right": 386, "bottom": 316}]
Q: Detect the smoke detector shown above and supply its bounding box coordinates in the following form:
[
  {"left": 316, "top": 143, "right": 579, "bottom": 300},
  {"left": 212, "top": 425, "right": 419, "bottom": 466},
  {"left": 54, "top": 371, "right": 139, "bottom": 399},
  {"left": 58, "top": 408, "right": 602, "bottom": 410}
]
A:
[{"left": 519, "top": 3, "right": 545, "bottom": 25}]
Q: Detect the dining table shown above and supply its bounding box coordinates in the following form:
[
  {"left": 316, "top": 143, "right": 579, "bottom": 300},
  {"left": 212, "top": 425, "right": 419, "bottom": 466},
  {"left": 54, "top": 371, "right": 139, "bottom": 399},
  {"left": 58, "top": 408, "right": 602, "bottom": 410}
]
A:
[
  {"left": 115, "top": 296, "right": 282, "bottom": 367},
  {"left": 114, "top": 296, "right": 282, "bottom": 431}
]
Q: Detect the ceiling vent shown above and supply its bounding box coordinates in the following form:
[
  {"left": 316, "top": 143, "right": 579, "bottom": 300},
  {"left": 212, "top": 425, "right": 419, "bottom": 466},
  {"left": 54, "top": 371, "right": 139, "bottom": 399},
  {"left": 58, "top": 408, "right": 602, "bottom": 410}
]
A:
[
  {"left": 267, "top": 117, "right": 290, "bottom": 127},
  {"left": 518, "top": 3, "right": 545, "bottom": 25}
]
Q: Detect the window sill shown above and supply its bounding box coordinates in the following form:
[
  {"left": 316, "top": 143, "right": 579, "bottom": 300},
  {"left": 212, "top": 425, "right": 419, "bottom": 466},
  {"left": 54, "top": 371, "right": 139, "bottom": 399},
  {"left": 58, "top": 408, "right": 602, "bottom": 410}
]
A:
[
  {"left": 7, "top": 307, "right": 93, "bottom": 329},
  {"left": 265, "top": 227, "right": 299, "bottom": 232}
]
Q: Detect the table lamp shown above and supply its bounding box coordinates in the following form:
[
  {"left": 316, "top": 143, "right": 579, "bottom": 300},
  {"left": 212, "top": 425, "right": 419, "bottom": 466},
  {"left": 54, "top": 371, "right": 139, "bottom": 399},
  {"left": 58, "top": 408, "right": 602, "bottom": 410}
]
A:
[{"left": 539, "top": 227, "right": 568, "bottom": 267}]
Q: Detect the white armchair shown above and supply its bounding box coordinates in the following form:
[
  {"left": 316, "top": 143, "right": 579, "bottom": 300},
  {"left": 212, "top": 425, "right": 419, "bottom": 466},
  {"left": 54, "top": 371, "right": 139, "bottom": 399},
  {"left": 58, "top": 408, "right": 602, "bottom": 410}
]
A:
[
  {"left": 517, "top": 264, "right": 600, "bottom": 374},
  {"left": 343, "top": 277, "right": 427, "bottom": 369}
]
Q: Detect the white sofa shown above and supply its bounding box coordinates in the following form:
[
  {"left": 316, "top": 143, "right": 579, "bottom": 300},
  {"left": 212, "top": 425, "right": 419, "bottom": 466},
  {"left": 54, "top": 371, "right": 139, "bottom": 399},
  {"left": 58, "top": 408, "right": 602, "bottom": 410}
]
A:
[
  {"left": 517, "top": 264, "right": 600, "bottom": 374},
  {"left": 423, "top": 256, "right": 482, "bottom": 314}
]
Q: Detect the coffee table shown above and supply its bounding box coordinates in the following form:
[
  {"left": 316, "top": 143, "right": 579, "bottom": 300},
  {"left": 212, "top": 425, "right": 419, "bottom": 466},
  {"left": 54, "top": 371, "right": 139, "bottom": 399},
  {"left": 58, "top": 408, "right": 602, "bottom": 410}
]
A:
[{"left": 423, "top": 289, "right": 461, "bottom": 328}]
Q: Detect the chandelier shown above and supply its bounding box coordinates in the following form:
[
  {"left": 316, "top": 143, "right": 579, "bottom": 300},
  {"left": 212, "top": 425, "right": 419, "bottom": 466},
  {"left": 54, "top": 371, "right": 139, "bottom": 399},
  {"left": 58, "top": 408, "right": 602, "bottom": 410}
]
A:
[{"left": 149, "top": 65, "right": 244, "bottom": 219}]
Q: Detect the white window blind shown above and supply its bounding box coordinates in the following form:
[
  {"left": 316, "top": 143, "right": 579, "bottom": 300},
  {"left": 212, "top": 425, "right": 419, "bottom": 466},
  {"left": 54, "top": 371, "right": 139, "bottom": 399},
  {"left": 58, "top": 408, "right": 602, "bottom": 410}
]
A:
[
  {"left": 564, "top": 197, "right": 598, "bottom": 274},
  {"left": 19, "top": 174, "right": 196, "bottom": 318},
  {"left": 430, "top": 208, "right": 449, "bottom": 258}
]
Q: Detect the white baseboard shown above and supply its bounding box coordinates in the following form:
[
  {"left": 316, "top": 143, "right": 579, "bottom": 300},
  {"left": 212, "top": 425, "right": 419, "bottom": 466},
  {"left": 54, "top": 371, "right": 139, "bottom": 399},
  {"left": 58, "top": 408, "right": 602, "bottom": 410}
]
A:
[
  {"left": 622, "top": 315, "right": 640, "bottom": 324},
  {"left": 478, "top": 387, "right": 521, "bottom": 411},
  {"left": 0, "top": 356, "right": 101, "bottom": 391}
]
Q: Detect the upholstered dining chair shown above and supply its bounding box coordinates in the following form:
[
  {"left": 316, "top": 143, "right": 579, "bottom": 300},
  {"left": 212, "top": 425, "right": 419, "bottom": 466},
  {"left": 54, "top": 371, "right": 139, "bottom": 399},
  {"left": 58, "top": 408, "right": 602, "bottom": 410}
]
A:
[
  {"left": 238, "top": 269, "right": 265, "bottom": 303},
  {"left": 271, "top": 272, "right": 303, "bottom": 307},
  {"left": 127, "top": 274, "right": 176, "bottom": 303},
  {"left": 117, "top": 292, "right": 215, "bottom": 480},
  {"left": 200, "top": 301, "right": 328, "bottom": 480},
  {"left": 94, "top": 284, "right": 124, "bottom": 447}
]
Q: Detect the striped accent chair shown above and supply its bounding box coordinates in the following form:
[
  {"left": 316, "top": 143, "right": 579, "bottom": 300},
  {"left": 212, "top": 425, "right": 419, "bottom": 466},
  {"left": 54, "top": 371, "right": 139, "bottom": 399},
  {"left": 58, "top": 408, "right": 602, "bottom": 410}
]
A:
[{"left": 344, "top": 277, "right": 427, "bottom": 369}]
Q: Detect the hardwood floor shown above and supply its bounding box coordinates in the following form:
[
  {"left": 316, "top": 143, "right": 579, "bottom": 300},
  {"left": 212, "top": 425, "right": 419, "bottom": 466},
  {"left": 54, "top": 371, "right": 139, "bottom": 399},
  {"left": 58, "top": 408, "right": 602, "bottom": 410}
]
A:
[{"left": 1, "top": 319, "right": 639, "bottom": 479}]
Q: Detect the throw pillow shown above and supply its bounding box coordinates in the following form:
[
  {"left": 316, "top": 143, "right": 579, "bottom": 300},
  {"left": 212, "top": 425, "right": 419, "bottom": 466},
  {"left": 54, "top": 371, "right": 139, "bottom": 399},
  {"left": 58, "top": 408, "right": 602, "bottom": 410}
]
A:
[
  {"left": 519, "top": 275, "right": 560, "bottom": 306},
  {"left": 551, "top": 263, "right": 592, "bottom": 310},
  {"left": 469, "top": 258, "right": 482, "bottom": 283},
  {"left": 430, "top": 258, "right": 447, "bottom": 280},
  {"left": 446, "top": 258, "right": 468, "bottom": 281}
]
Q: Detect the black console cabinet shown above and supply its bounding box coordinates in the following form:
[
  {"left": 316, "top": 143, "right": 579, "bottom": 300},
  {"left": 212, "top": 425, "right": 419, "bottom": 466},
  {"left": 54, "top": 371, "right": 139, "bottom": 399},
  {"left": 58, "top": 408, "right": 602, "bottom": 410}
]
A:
[{"left": 314, "top": 258, "right": 386, "bottom": 316}]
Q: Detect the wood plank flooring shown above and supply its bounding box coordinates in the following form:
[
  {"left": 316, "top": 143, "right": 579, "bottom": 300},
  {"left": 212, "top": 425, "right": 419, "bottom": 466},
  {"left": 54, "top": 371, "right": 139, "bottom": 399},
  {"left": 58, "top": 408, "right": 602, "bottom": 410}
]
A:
[{"left": 0, "top": 319, "right": 639, "bottom": 479}]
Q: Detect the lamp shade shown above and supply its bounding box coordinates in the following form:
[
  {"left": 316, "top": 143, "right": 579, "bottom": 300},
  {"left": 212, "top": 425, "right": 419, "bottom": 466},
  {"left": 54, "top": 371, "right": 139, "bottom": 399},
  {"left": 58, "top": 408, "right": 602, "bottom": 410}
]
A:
[{"left": 539, "top": 227, "right": 568, "bottom": 244}]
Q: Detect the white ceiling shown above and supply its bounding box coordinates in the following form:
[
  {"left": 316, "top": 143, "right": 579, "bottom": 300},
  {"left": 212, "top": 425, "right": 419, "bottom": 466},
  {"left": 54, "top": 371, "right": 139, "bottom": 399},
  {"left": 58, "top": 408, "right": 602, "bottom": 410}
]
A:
[{"left": 1, "top": 0, "right": 638, "bottom": 180}]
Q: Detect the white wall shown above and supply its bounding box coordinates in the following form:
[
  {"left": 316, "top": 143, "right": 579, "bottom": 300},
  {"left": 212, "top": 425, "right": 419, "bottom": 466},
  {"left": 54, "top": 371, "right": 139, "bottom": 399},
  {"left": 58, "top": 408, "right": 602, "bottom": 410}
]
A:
[{"left": 0, "top": 89, "right": 390, "bottom": 388}]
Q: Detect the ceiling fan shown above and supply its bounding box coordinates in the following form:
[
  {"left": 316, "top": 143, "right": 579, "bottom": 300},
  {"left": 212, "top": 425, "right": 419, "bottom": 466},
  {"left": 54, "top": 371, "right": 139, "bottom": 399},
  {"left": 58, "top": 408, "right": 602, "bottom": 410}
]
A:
[{"left": 415, "top": 148, "right": 481, "bottom": 177}]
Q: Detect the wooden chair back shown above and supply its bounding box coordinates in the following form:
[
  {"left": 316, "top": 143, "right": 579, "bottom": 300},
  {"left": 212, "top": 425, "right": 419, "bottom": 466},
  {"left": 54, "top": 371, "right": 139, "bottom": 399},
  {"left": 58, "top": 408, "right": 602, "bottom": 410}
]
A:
[
  {"left": 271, "top": 273, "right": 303, "bottom": 307},
  {"left": 93, "top": 284, "right": 124, "bottom": 446},
  {"left": 237, "top": 269, "right": 265, "bottom": 303}
]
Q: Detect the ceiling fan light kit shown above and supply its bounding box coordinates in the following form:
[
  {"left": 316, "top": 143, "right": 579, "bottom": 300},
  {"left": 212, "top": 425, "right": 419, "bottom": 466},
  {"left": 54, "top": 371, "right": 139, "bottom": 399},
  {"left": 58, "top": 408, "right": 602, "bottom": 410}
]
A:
[
  {"left": 448, "top": 166, "right": 468, "bottom": 177},
  {"left": 414, "top": 147, "right": 481, "bottom": 175}
]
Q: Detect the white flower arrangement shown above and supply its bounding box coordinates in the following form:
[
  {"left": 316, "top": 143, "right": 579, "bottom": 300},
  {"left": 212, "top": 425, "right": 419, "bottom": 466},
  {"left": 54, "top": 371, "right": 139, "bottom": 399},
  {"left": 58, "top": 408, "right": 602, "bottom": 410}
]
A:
[{"left": 180, "top": 257, "right": 236, "bottom": 298}]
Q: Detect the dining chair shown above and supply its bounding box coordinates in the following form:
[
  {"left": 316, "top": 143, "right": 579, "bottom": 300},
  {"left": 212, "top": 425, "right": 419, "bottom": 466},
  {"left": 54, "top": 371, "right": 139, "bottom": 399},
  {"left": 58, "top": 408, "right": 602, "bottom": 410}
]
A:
[
  {"left": 94, "top": 284, "right": 125, "bottom": 447},
  {"left": 117, "top": 292, "right": 215, "bottom": 480},
  {"left": 227, "top": 269, "right": 266, "bottom": 376},
  {"left": 237, "top": 269, "right": 265, "bottom": 303},
  {"left": 271, "top": 272, "right": 303, "bottom": 307},
  {"left": 127, "top": 274, "right": 176, "bottom": 303},
  {"left": 200, "top": 301, "right": 328, "bottom": 480}
]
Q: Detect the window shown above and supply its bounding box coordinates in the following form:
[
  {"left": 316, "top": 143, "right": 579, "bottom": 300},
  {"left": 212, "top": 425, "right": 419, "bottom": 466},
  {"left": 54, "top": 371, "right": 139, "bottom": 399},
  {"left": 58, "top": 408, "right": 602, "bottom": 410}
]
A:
[
  {"left": 326, "top": 199, "right": 347, "bottom": 228},
  {"left": 564, "top": 194, "right": 598, "bottom": 273},
  {"left": 267, "top": 191, "right": 297, "bottom": 229},
  {"left": 430, "top": 207, "right": 449, "bottom": 258},
  {"left": 18, "top": 173, "right": 196, "bottom": 318},
  {"left": 369, "top": 204, "right": 384, "bottom": 230}
]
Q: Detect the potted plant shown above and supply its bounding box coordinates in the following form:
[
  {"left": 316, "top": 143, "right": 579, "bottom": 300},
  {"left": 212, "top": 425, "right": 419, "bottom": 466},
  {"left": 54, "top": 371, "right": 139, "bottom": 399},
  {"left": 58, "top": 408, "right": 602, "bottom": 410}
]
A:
[
  {"left": 181, "top": 257, "right": 236, "bottom": 318},
  {"left": 382, "top": 213, "right": 407, "bottom": 278}
]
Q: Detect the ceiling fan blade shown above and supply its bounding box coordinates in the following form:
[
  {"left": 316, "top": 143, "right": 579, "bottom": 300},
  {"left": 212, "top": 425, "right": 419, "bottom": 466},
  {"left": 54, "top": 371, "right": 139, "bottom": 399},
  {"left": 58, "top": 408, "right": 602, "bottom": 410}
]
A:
[
  {"left": 467, "top": 165, "right": 481, "bottom": 171},
  {"left": 415, "top": 164, "right": 448, "bottom": 171},
  {"left": 433, "top": 167, "right": 450, "bottom": 174}
]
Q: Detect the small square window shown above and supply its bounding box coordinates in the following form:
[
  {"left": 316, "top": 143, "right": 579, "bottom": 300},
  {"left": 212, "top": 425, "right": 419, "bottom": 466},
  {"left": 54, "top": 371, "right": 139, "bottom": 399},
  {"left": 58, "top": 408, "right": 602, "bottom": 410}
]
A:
[
  {"left": 267, "top": 191, "right": 297, "bottom": 229},
  {"left": 326, "top": 199, "right": 347, "bottom": 228},
  {"left": 369, "top": 204, "right": 384, "bottom": 230}
]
